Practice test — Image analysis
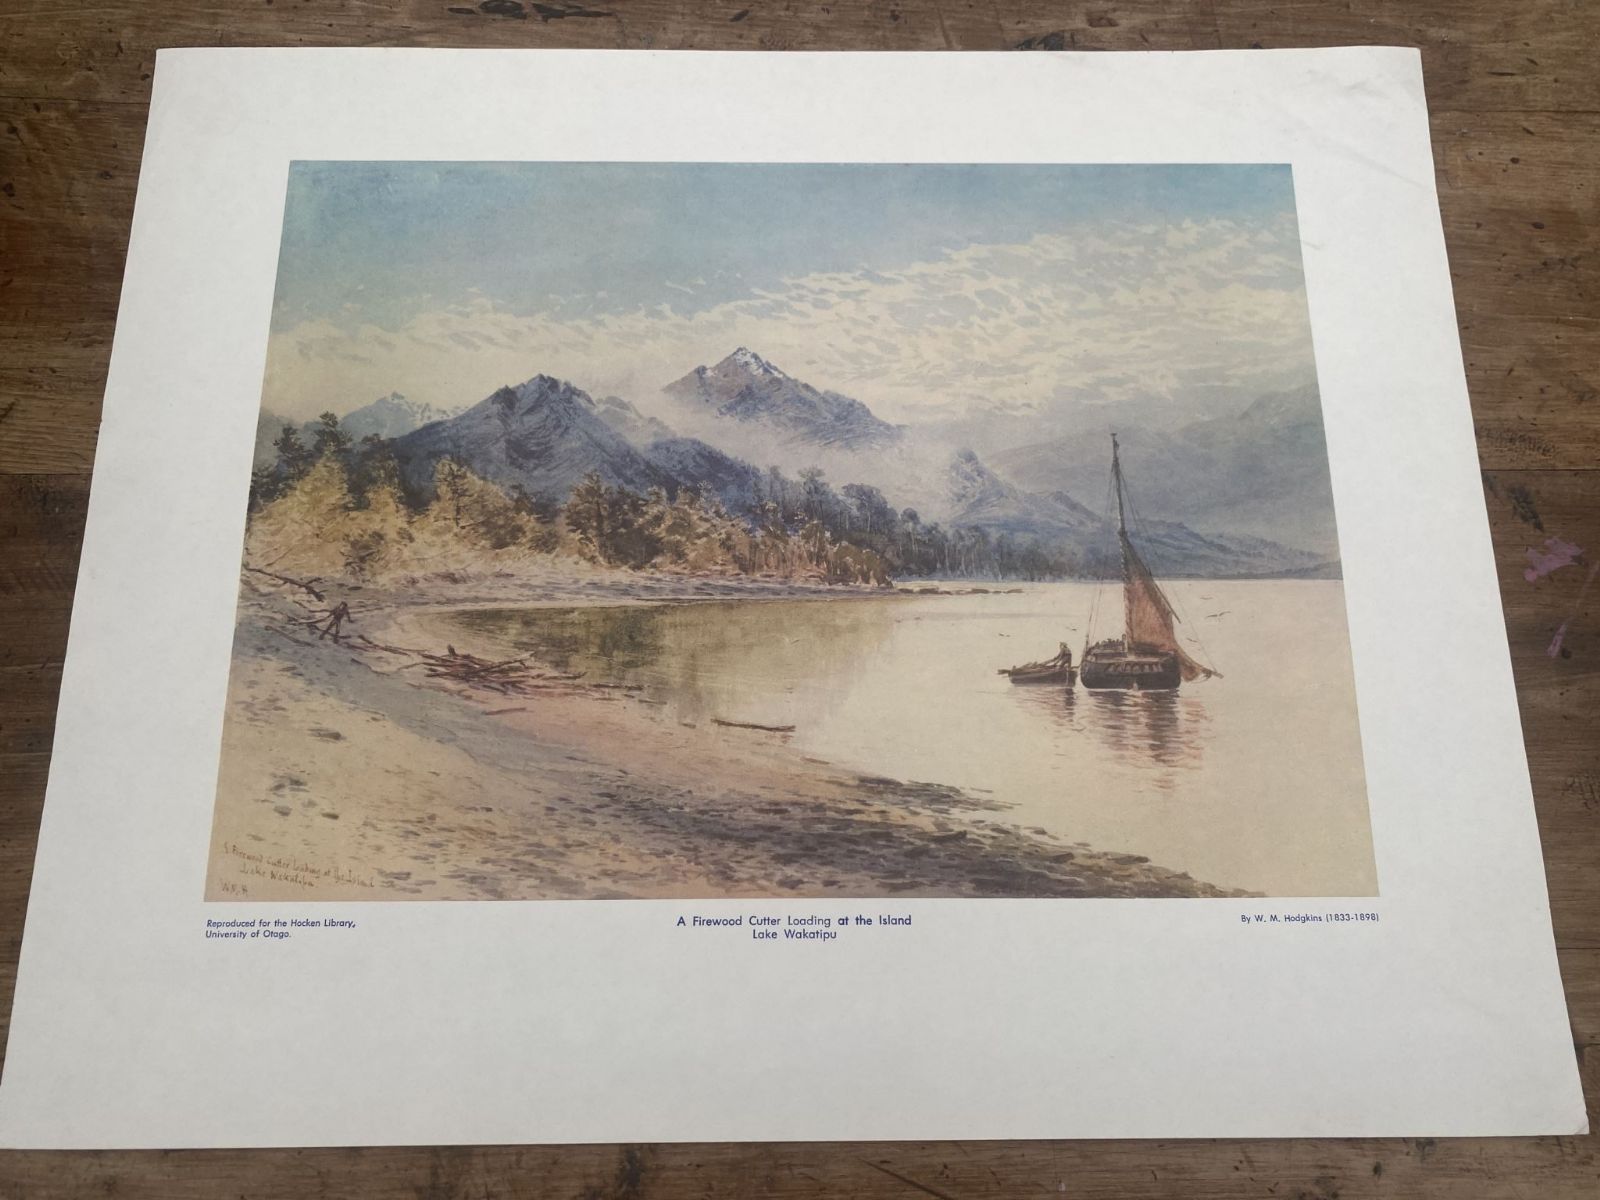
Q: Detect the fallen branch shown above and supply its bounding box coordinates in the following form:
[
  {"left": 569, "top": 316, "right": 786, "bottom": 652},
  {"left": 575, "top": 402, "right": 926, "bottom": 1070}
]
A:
[
  {"left": 451, "top": 654, "right": 532, "bottom": 680},
  {"left": 352, "top": 634, "right": 422, "bottom": 657},
  {"left": 712, "top": 717, "right": 797, "bottom": 733},
  {"left": 244, "top": 566, "right": 326, "bottom": 602},
  {"left": 264, "top": 624, "right": 319, "bottom": 650}
]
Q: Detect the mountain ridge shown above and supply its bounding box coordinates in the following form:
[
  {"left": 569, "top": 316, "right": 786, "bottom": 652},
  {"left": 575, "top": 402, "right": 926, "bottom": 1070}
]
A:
[
  {"left": 257, "top": 350, "right": 1339, "bottom": 578},
  {"left": 253, "top": 392, "right": 463, "bottom": 467},
  {"left": 989, "top": 382, "right": 1338, "bottom": 557},
  {"left": 663, "top": 347, "right": 904, "bottom": 450},
  {"left": 392, "top": 374, "right": 674, "bottom": 501}
]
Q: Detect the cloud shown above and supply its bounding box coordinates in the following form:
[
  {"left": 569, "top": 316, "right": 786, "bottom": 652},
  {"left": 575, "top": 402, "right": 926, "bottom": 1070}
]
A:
[{"left": 260, "top": 214, "right": 1316, "bottom": 424}]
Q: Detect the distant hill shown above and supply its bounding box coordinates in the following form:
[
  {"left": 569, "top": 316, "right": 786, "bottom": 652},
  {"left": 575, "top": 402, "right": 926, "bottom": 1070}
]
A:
[
  {"left": 989, "top": 383, "right": 1339, "bottom": 558},
  {"left": 392, "top": 375, "right": 673, "bottom": 501},
  {"left": 257, "top": 359, "right": 1335, "bottom": 579},
  {"left": 342, "top": 392, "right": 459, "bottom": 440},
  {"left": 937, "top": 448, "right": 1325, "bottom": 578},
  {"left": 592, "top": 394, "right": 674, "bottom": 447},
  {"left": 942, "top": 448, "right": 1104, "bottom": 539},
  {"left": 663, "top": 347, "right": 903, "bottom": 450},
  {"left": 253, "top": 393, "right": 461, "bottom": 467},
  {"left": 643, "top": 436, "right": 765, "bottom": 514}
]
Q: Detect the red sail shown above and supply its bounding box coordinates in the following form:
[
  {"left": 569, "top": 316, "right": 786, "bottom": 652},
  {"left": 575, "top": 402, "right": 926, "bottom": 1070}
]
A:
[{"left": 1121, "top": 533, "right": 1212, "bottom": 681}]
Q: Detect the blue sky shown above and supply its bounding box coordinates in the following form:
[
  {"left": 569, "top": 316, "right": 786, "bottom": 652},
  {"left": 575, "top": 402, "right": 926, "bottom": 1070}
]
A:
[
  {"left": 262, "top": 161, "right": 1314, "bottom": 427},
  {"left": 272, "top": 162, "right": 1300, "bottom": 333}
]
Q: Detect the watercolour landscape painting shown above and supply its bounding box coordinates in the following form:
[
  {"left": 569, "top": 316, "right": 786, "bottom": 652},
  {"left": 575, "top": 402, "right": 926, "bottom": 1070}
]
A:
[{"left": 206, "top": 162, "right": 1376, "bottom": 903}]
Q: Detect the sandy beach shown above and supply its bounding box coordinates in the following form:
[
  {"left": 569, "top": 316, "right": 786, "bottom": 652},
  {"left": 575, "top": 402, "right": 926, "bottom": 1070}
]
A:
[{"left": 204, "top": 568, "right": 1252, "bottom": 901}]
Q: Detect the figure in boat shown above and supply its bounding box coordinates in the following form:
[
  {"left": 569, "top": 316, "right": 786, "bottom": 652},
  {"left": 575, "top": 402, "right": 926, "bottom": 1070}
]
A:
[
  {"left": 999, "top": 641, "right": 1076, "bottom": 686},
  {"left": 1080, "top": 433, "right": 1218, "bottom": 692}
]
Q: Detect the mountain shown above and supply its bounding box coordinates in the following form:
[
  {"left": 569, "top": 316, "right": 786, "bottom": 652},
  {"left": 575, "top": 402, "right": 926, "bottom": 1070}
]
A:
[
  {"left": 592, "top": 394, "right": 674, "bottom": 447},
  {"left": 989, "top": 383, "right": 1339, "bottom": 558},
  {"left": 643, "top": 437, "right": 765, "bottom": 514},
  {"left": 341, "top": 392, "right": 460, "bottom": 440},
  {"left": 1113, "top": 519, "right": 1327, "bottom": 578},
  {"left": 663, "top": 348, "right": 902, "bottom": 450},
  {"left": 942, "top": 449, "right": 1103, "bottom": 539},
  {"left": 938, "top": 448, "right": 1326, "bottom": 577},
  {"left": 392, "top": 374, "right": 673, "bottom": 500},
  {"left": 252, "top": 394, "right": 461, "bottom": 467},
  {"left": 263, "top": 362, "right": 1328, "bottom": 578}
]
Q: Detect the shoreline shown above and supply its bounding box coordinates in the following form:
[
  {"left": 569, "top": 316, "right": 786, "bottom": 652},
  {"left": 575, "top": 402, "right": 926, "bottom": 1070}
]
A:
[{"left": 204, "top": 564, "right": 1254, "bottom": 902}]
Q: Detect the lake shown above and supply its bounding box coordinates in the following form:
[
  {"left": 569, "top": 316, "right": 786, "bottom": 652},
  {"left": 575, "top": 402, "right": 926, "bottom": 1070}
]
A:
[{"left": 447, "top": 579, "right": 1376, "bottom": 897}]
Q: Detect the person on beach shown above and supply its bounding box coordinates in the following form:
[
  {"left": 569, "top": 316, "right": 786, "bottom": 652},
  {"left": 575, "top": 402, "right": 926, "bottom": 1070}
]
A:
[{"left": 318, "top": 601, "right": 354, "bottom": 642}]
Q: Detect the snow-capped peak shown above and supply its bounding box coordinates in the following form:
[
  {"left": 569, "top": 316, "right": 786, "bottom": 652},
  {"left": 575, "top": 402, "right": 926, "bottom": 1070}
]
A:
[
  {"left": 726, "top": 346, "right": 786, "bottom": 378},
  {"left": 339, "top": 392, "right": 462, "bottom": 439},
  {"left": 371, "top": 393, "right": 447, "bottom": 422}
]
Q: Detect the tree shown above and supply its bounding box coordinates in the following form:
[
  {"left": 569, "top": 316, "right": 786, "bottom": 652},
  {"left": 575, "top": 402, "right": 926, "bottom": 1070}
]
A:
[
  {"left": 436, "top": 457, "right": 471, "bottom": 528},
  {"left": 510, "top": 484, "right": 560, "bottom": 525},
  {"left": 348, "top": 434, "right": 399, "bottom": 509},
  {"left": 899, "top": 507, "right": 921, "bottom": 566},
  {"left": 566, "top": 471, "right": 611, "bottom": 561},
  {"left": 272, "top": 423, "right": 314, "bottom": 481},
  {"left": 799, "top": 467, "right": 831, "bottom": 522},
  {"left": 248, "top": 464, "right": 282, "bottom": 511},
  {"left": 311, "top": 411, "right": 352, "bottom": 459},
  {"left": 842, "top": 483, "right": 894, "bottom": 537},
  {"left": 602, "top": 486, "right": 660, "bottom": 568}
]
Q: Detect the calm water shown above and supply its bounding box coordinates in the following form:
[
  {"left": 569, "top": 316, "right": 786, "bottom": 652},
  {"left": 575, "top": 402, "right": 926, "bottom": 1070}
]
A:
[{"left": 448, "top": 580, "right": 1376, "bottom": 896}]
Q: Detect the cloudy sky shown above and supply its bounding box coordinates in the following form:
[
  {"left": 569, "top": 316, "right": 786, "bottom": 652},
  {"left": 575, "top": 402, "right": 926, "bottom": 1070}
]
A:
[{"left": 260, "top": 162, "right": 1318, "bottom": 427}]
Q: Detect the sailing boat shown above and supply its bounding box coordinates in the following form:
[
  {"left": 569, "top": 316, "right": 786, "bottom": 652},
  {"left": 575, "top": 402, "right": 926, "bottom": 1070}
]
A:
[{"left": 1080, "top": 434, "right": 1217, "bottom": 691}]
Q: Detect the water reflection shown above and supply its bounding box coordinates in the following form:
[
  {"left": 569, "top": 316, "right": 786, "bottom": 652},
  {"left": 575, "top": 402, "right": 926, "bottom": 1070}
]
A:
[
  {"left": 451, "top": 599, "right": 896, "bottom": 727},
  {"left": 459, "top": 605, "right": 670, "bottom": 674},
  {"left": 1012, "top": 683, "right": 1207, "bottom": 785},
  {"left": 444, "top": 582, "right": 1377, "bottom": 896},
  {"left": 460, "top": 601, "right": 1210, "bottom": 781}
]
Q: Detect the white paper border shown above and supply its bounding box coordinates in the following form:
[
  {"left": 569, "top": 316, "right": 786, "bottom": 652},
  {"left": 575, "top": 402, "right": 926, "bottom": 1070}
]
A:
[{"left": 0, "top": 48, "right": 1583, "bottom": 1147}]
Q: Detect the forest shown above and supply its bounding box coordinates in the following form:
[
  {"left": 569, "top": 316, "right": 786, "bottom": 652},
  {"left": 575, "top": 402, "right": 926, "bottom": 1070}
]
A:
[{"left": 247, "top": 413, "right": 1082, "bottom": 586}]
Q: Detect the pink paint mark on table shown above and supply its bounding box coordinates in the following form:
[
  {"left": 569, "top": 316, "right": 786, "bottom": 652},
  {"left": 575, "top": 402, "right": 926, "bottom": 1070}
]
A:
[
  {"left": 1525, "top": 537, "right": 1584, "bottom": 583},
  {"left": 1549, "top": 562, "right": 1600, "bottom": 660}
]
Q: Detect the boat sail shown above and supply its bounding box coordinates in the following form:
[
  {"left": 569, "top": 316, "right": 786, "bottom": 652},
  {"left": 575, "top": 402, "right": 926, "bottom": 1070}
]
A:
[{"left": 1080, "top": 434, "right": 1217, "bottom": 691}]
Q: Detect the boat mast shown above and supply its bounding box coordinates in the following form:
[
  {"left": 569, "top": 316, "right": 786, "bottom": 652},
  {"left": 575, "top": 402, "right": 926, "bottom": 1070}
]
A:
[
  {"left": 1111, "top": 432, "right": 1131, "bottom": 649},
  {"left": 1111, "top": 431, "right": 1128, "bottom": 538}
]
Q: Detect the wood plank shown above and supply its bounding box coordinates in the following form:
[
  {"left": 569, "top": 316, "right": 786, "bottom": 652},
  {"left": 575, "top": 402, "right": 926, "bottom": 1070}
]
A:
[
  {"left": 1438, "top": 112, "right": 1600, "bottom": 328},
  {"left": 0, "top": 475, "right": 83, "bottom": 772},
  {"left": 0, "top": 0, "right": 1235, "bottom": 105},
  {"left": 1484, "top": 472, "right": 1600, "bottom": 949},
  {"left": 0, "top": 0, "right": 1596, "bottom": 1190},
  {"left": 1463, "top": 316, "right": 1600, "bottom": 471},
  {"left": 1, "top": 2, "right": 1595, "bottom": 110},
  {"left": 1435, "top": 111, "right": 1600, "bottom": 469},
  {"left": 1213, "top": 0, "right": 1600, "bottom": 112},
  {"left": 0, "top": 1119, "right": 1593, "bottom": 1198},
  {"left": 0, "top": 750, "right": 46, "bottom": 1052},
  {"left": 0, "top": 97, "right": 142, "bottom": 473}
]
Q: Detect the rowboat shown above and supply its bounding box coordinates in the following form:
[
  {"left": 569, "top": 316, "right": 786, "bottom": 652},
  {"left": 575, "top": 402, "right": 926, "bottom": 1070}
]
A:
[{"left": 999, "top": 642, "right": 1076, "bottom": 686}]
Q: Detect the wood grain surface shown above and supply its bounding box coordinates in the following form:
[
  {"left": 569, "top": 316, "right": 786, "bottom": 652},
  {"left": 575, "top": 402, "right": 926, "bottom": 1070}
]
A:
[{"left": 1, "top": 2, "right": 1596, "bottom": 1195}]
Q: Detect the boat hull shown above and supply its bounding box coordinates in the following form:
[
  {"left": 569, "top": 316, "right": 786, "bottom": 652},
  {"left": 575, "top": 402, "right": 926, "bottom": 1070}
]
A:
[
  {"left": 1002, "top": 665, "right": 1077, "bottom": 686},
  {"left": 1080, "top": 645, "right": 1182, "bottom": 691}
]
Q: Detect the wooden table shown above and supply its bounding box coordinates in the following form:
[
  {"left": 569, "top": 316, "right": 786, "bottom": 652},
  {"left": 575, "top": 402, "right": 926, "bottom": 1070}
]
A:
[{"left": 2, "top": 2, "right": 1595, "bottom": 1194}]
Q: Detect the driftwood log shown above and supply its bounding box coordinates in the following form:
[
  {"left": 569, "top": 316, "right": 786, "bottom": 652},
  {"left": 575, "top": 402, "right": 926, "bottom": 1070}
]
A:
[{"left": 711, "top": 717, "right": 798, "bottom": 733}]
